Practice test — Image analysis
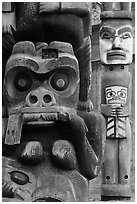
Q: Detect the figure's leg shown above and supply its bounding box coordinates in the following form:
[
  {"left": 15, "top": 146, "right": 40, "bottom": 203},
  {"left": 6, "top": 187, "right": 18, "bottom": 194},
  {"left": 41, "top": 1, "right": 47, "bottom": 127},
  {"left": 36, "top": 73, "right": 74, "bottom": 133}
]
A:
[
  {"left": 102, "top": 139, "right": 118, "bottom": 184},
  {"left": 101, "top": 139, "right": 119, "bottom": 201},
  {"left": 118, "top": 118, "right": 132, "bottom": 198}
]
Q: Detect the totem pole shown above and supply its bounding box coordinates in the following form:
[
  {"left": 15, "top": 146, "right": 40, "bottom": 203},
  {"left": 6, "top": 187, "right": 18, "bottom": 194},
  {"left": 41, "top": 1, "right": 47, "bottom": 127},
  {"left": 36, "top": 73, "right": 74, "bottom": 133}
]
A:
[
  {"left": 100, "top": 2, "right": 133, "bottom": 200},
  {"left": 2, "top": 2, "right": 105, "bottom": 202}
]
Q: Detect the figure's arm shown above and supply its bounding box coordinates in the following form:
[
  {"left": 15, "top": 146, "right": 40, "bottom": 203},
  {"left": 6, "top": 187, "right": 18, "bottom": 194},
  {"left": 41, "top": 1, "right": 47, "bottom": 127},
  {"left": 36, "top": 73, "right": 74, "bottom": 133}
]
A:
[
  {"left": 39, "top": 2, "right": 91, "bottom": 16},
  {"left": 2, "top": 2, "right": 16, "bottom": 34},
  {"left": 101, "top": 104, "right": 130, "bottom": 117},
  {"left": 101, "top": 104, "right": 115, "bottom": 116}
]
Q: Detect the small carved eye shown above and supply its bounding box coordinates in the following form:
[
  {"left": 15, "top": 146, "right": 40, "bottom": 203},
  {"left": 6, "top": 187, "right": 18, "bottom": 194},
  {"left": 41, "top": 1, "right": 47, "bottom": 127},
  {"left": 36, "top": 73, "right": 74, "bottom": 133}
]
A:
[
  {"left": 50, "top": 72, "right": 69, "bottom": 91},
  {"left": 9, "top": 171, "right": 30, "bottom": 185},
  {"left": 49, "top": 51, "right": 58, "bottom": 58},
  {"left": 101, "top": 32, "right": 113, "bottom": 40},
  {"left": 106, "top": 91, "right": 116, "bottom": 98},
  {"left": 121, "top": 33, "right": 131, "bottom": 39},
  {"left": 117, "top": 91, "right": 126, "bottom": 98},
  {"left": 14, "top": 73, "right": 32, "bottom": 92}
]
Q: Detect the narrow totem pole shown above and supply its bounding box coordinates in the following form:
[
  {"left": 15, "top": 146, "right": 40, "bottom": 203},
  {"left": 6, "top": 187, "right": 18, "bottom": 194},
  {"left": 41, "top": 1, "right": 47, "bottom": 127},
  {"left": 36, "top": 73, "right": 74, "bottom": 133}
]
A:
[{"left": 100, "top": 2, "right": 133, "bottom": 200}]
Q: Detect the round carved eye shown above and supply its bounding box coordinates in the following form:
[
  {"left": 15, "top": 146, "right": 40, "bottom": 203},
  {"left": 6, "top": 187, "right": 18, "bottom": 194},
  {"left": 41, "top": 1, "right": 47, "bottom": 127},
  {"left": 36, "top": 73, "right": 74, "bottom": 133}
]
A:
[
  {"left": 9, "top": 171, "right": 30, "bottom": 185},
  {"left": 117, "top": 91, "right": 126, "bottom": 98},
  {"left": 121, "top": 33, "right": 131, "bottom": 39},
  {"left": 14, "top": 73, "right": 32, "bottom": 92},
  {"left": 50, "top": 72, "right": 69, "bottom": 91},
  {"left": 102, "top": 32, "right": 113, "bottom": 40},
  {"left": 106, "top": 91, "right": 116, "bottom": 98}
]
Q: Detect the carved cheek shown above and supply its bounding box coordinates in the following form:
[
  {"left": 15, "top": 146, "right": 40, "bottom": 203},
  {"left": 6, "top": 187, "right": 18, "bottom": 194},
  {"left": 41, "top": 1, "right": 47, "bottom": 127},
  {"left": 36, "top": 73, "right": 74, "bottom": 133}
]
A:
[
  {"left": 120, "top": 38, "right": 133, "bottom": 63},
  {"left": 121, "top": 38, "right": 133, "bottom": 53},
  {"left": 100, "top": 39, "right": 112, "bottom": 62}
]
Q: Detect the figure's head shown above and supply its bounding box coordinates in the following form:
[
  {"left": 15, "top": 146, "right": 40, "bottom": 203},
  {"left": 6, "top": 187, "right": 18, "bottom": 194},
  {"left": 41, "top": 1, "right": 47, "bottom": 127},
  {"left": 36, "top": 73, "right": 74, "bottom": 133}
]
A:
[
  {"left": 4, "top": 41, "right": 80, "bottom": 114},
  {"left": 105, "top": 86, "right": 127, "bottom": 106},
  {"left": 3, "top": 41, "right": 80, "bottom": 146},
  {"left": 100, "top": 19, "right": 133, "bottom": 65}
]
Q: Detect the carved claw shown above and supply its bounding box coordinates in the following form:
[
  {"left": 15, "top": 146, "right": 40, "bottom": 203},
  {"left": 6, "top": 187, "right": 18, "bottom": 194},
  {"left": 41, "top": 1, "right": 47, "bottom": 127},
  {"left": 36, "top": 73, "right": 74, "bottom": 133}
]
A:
[
  {"left": 51, "top": 140, "right": 77, "bottom": 170},
  {"left": 19, "top": 141, "right": 44, "bottom": 165}
]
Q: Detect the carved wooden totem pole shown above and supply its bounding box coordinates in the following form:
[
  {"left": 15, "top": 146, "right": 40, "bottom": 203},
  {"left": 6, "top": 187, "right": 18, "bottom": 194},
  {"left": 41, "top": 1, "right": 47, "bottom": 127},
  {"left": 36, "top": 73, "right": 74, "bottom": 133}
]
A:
[
  {"left": 100, "top": 2, "right": 133, "bottom": 200},
  {"left": 2, "top": 2, "right": 105, "bottom": 202}
]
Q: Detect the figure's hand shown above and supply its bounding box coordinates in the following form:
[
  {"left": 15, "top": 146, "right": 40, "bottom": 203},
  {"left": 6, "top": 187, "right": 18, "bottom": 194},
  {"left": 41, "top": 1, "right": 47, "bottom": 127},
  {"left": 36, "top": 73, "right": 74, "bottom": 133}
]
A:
[
  {"left": 101, "top": 104, "right": 130, "bottom": 117},
  {"left": 110, "top": 106, "right": 123, "bottom": 116},
  {"left": 39, "top": 2, "right": 60, "bottom": 14},
  {"left": 101, "top": 104, "right": 122, "bottom": 116}
]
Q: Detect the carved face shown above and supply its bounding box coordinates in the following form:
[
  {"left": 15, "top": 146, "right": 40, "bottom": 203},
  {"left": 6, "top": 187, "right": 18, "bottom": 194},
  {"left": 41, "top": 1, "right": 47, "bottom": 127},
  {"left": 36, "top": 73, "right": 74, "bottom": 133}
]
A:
[
  {"left": 4, "top": 43, "right": 79, "bottom": 113},
  {"left": 105, "top": 86, "right": 127, "bottom": 105},
  {"left": 3, "top": 41, "right": 80, "bottom": 145},
  {"left": 100, "top": 22, "right": 133, "bottom": 65}
]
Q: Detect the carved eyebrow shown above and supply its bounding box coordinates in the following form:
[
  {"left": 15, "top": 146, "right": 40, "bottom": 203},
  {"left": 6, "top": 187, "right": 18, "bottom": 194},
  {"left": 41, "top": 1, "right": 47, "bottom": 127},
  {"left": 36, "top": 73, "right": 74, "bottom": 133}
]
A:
[
  {"left": 106, "top": 88, "right": 112, "bottom": 93},
  {"left": 120, "top": 88, "right": 127, "bottom": 93},
  {"left": 118, "top": 27, "right": 133, "bottom": 35},
  {"left": 100, "top": 27, "right": 116, "bottom": 36}
]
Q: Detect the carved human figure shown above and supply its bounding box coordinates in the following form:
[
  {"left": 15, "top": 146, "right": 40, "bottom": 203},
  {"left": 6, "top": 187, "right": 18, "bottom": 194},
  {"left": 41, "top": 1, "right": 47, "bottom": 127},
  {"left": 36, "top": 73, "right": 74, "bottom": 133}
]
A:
[{"left": 101, "top": 66, "right": 132, "bottom": 199}]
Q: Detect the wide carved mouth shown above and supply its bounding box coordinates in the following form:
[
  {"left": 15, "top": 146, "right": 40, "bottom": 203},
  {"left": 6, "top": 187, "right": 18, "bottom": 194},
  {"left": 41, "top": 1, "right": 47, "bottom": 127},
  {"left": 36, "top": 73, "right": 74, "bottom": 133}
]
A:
[
  {"left": 107, "top": 51, "right": 126, "bottom": 60},
  {"left": 5, "top": 107, "right": 76, "bottom": 145},
  {"left": 23, "top": 112, "right": 69, "bottom": 124},
  {"left": 20, "top": 111, "right": 72, "bottom": 145},
  {"left": 108, "top": 99, "right": 125, "bottom": 105}
]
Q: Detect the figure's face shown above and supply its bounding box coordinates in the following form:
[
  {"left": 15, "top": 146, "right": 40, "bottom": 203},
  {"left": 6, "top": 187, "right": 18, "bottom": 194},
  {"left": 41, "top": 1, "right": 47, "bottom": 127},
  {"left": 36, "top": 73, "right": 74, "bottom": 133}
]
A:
[
  {"left": 100, "top": 22, "right": 133, "bottom": 65},
  {"left": 105, "top": 86, "right": 127, "bottom": 106},
  {"left": 3, "top": 42, "right": 80, "bottom": 145}
]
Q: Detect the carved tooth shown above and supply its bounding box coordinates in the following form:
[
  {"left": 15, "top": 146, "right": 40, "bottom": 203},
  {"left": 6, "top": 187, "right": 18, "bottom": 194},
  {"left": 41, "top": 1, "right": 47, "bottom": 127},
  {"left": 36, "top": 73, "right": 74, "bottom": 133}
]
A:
[
  {"left": 5, "top": 114, "right": 23, "bottom": 145},
  {"left": 24, "top": 113, "right": 41, "bottom": 122},
  {"left": 42, "top": 113, "right": 58, "bottom": 121}
]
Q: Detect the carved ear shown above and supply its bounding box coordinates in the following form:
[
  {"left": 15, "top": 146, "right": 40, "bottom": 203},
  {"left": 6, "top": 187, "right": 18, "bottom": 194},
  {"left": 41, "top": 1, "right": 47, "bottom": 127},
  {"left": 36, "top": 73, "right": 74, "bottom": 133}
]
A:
[
  {"left": 12, "top": 41, "right": 37, "bottom": 56},
  {"left": 5, "top": 41, "right": 39, "bottom": 74},
  {"left": 48, "top": 41, "right": 74, "bottom": 55}
]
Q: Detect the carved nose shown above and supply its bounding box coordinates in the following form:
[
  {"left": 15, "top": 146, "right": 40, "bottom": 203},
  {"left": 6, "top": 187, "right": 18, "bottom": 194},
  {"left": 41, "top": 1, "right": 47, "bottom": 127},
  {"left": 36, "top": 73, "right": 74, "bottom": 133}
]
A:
[
  {"left": 112, "top": 37, "right": 122, "bottom": 50},
  {"left": 26, "top": 88, "right": 56, "bottom": 107}
]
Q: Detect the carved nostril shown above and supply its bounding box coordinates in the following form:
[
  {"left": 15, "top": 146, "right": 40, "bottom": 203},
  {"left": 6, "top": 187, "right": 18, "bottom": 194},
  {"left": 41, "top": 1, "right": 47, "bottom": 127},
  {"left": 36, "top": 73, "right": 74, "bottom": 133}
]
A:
[
  {"left": 43, "top": 94, "right": 52, "bottom": 103},
  {"left": 29, "top": 95, "right": 38, "bottom": 104}
]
